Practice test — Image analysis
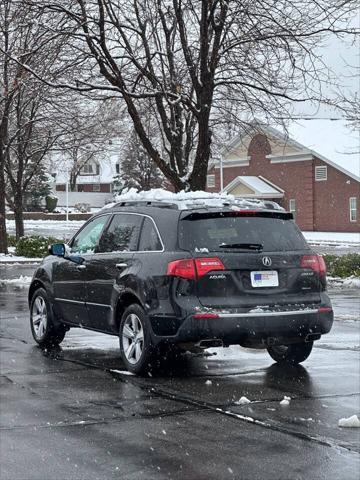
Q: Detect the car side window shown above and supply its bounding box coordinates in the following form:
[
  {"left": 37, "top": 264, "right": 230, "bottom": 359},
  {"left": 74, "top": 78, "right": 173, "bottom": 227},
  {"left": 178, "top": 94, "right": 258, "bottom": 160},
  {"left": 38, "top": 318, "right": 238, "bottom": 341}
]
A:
[
  {"left": 138, "top": 217, "right": 162, "bottom": 251},
  {"left": 98, "top": 214, "right": 142, "bottom": 253},
  {"left": 71, "top": 215, "right": 109, "bottom": 254}
]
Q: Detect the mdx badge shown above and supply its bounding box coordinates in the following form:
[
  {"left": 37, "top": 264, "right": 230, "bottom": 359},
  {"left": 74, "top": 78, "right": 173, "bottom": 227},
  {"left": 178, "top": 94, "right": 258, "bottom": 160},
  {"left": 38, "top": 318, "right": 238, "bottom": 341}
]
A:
[{"left": 262, "top": 256, "right": 272, "bottom": 267}]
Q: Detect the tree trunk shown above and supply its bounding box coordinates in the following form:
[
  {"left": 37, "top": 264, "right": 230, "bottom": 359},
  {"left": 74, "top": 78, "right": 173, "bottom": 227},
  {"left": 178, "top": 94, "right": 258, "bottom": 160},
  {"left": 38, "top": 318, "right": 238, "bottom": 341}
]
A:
[
  {"left": 69, "top": 171, "right": 77, "bottom": 192},
  {"left": 188, "top": 108, "right": 212, "bottom": 191},
  {"left": 13, "top": 191, "right": 24, "bottom": 240},
  {"left": 0, "top": 158, "right": 8, "bottom": 253}
]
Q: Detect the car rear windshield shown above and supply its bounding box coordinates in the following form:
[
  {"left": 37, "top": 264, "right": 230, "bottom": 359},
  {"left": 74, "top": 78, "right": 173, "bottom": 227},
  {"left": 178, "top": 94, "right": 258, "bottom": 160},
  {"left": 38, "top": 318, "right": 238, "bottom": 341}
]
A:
[{"left": 179, "top": 213, "right": 309, "bottom": 252}]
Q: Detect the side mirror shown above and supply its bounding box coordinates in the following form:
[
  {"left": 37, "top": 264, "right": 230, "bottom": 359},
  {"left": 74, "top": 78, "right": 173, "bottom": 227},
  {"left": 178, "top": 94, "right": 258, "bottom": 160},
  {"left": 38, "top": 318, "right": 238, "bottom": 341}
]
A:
[{"left": 49, "top": 243, "right": 66, "bottom": 257}]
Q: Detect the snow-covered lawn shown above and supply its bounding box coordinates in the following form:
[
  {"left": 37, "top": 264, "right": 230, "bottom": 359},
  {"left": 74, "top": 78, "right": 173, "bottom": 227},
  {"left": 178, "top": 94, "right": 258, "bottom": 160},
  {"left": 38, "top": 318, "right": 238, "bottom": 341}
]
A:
[
  {"left": 303, "top": 231, "right": 360, "bottom": 246},
  {"left": 0, "top": 254, "right": 42, "bottom": 263},
  {"left": 6, "top": 219, "right": 85, "bottom": 240},
  {"left": 327, "top": 276, "right": 360, "bottom": 289},
  {"left": 6, "top": 219, "right": 85, "bottom": 230}
]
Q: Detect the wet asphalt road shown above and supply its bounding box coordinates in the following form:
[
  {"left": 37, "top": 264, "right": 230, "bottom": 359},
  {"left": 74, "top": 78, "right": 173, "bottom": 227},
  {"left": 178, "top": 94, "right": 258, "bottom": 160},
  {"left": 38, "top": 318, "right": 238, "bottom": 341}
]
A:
[{"left": 0, "top": 284, "right": 359, "bottom": 480}]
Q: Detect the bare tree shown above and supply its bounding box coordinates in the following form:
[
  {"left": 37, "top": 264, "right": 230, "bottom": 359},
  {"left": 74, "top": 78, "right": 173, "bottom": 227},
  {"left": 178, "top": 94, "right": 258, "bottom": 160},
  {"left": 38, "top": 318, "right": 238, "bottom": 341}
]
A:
[
  {"left": 52, "top": 99, "right": 119, "bottom": 192},
  {"left": 0, "top": 0, "right": 14, "bottom": 253},
  {"left": 0, "top": 1, "right": 70, "bottom": 241},
  {"left": 16, "top": 0, "right": 357, "bottom": 192}
]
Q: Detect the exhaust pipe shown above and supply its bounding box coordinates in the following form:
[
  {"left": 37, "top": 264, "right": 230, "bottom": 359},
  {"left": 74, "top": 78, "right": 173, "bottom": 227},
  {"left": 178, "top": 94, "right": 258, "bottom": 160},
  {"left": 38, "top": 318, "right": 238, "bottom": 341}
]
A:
[
  {"left": 196, "top": 339, "right": 223, "bottom": 349},
  {"left": 305, "top": 333, "right": 321, "bottom": 343}
]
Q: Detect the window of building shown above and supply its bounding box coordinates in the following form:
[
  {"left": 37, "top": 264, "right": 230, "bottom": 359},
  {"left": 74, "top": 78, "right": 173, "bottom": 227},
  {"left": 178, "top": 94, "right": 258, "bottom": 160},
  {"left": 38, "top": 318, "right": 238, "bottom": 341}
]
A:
[
  {"left": 93, "top": 184, "right": 101, "bottom": 192},
  {"left": 207, "top": 174, "right": 215, "bottom": 188},
  {"left": 80, "top": 162, "right": 100, "bottom": 175},
  {"left": 289, "top": 199, "right": 296, "bottom": 217},
  {"left": 315, "top": 166, "right": 327, "bottom": 181},
  {"left": 350, "top": 197, "right": 357, "bottom": 222}
]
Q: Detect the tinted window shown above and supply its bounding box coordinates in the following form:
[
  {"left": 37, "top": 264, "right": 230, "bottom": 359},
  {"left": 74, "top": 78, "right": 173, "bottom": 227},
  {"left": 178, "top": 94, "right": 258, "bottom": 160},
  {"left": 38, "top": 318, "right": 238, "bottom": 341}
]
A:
[
  {"left": 179, "top": 215, "right": 309, "bottom": 252},
  {"left": 99, "top": 214, "right": 142, "bottom": 252},
  {"left": 138, "top": 218, "right": 162, "bottom": 251},
  {"left": 71, "top": 215, "right": 109, "bottom": 254}
]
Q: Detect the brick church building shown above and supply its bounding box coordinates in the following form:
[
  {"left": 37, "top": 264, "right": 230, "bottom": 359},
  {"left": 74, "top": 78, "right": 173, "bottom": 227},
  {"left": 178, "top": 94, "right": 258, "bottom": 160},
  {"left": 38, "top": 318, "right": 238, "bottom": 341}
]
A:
[{"left": 206, "top": 125, "right": 359, "bottom": 232}]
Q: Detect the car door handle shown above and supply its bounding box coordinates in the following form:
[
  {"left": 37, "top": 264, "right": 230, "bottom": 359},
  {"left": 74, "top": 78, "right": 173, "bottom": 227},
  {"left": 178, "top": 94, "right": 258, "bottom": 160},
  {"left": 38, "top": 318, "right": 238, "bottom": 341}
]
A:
[
  {"left": 76, "top": 264, "right": 86, "bottom": 270},
  {"left": 116, "top": 263, "right": 128, "bottom": 269}
]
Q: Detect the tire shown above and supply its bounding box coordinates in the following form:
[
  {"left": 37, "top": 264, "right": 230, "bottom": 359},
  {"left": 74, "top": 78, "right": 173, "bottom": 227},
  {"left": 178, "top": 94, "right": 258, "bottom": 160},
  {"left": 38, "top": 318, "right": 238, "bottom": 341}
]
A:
[
  {"left": 267, "top": 341, "right": 313, "bottom": 365},
  {"left": 30, "top": 288, "right": 67, "bottom": 347},
  {"left": 119, "top": 304, "right": 156, "bottom": 375}
]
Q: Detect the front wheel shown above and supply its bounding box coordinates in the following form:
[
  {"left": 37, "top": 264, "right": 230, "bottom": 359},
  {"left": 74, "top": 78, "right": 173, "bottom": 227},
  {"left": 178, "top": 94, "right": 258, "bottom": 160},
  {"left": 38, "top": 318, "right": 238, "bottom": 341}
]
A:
[
  {"left": 267, "top": 341, "right": 313, "bottom": 365},
  {"left": 30, "top": 288, "right": 67, "bottom": 347},
  {"left": 119, "top": 304, "right": 156, "bottom": 375}
]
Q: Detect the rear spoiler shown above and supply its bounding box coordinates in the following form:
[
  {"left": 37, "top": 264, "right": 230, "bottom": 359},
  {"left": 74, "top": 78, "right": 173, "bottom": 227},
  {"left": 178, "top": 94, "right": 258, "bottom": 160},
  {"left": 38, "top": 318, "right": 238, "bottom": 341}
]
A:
[{"left": 181, "top": 210, "right": 294, "bottom": 221}]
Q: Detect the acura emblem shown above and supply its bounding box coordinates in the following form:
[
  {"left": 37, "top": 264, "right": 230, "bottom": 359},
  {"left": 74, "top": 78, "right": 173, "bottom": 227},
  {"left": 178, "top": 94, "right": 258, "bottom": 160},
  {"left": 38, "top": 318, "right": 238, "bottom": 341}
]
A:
[{"left": 262, "top": 256, "right": 272, "bottom": 267}]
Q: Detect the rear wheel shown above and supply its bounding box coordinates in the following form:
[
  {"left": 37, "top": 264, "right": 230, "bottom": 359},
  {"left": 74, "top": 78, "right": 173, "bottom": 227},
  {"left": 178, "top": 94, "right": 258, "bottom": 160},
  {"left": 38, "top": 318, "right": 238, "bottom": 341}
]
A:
[
  {"left": 30, "top": 288, "right": 66, "bottom": 347},
  {"left": 119, "top": 304, "right": 156, "bottom": 375},
  {"left": 267, "top": 341, "right": 313, "bottom": 365}
]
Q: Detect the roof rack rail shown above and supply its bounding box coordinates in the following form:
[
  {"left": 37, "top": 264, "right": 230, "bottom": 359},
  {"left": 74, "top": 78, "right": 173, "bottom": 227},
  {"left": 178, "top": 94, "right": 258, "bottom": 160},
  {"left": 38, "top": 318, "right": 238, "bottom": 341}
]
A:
[
  {"left": 111, "top": 195, "right": 284, "bottom": 212},
  {"left": 114, "top": 200, "right": 179, "bottom": 209}
]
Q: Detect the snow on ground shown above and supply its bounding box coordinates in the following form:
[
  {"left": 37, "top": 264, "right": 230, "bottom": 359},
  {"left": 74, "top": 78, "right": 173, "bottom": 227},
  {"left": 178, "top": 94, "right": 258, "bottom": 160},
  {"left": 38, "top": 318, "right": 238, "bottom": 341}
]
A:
[
  {"left": 280, "top": 396, "right": 291, "bottom": 406},
  {"left": 235, "top": 396, "right": 251, "bottom": 405},
  {"left": 6, "top": 219, "right": 85, "bottom": 230},
  {"left": 327, "top": 276, "right": 360, "bottom": 289},
  {"left": 0, "top": 275, "right": 32, "bottom": 285},
  {"left": 6, "top": 219, "right": 85, "bottom": 240},
  {"left": 338, "top": 415, "right": 360, "bottom": 428},
  {"left": 0, "top": 253, "right": 42, "bottom": 263},
  {"left": 303, "top": 231, "right": 360, "bottom": 246}
]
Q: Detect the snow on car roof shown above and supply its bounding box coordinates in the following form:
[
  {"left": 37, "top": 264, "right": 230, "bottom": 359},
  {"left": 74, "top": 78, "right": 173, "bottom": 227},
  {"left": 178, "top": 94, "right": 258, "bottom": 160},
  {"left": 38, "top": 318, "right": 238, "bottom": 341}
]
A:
[{"left": 110, "top": 188, "right": 284, "bottom": 211}]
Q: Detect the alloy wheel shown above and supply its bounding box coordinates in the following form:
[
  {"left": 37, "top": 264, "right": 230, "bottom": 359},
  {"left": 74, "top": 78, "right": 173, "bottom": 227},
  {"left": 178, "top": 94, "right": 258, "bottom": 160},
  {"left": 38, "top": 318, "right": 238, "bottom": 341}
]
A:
[
  {"left": 31, "top": 296, "right": 48, "bottom": 340},
  {"left": 122, "top": 313, "right": 144, "bottom": 364}
]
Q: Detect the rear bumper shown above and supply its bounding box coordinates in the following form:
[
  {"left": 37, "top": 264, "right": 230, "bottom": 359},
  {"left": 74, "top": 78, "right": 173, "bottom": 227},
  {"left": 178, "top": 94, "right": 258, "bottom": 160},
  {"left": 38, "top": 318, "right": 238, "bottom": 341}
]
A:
[{"left": 152, "top": 307, "right": 334, "bottom": 346}]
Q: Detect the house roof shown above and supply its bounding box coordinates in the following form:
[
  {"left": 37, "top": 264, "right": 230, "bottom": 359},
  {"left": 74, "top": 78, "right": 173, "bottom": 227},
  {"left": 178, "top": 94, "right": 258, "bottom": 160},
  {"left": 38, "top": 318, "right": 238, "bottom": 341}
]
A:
[
  {"left": 223, "top": 175, "right": 284, "bottom": 198},
  {"left": 219, "top": 122, "right": 360, "bottom": 183}
]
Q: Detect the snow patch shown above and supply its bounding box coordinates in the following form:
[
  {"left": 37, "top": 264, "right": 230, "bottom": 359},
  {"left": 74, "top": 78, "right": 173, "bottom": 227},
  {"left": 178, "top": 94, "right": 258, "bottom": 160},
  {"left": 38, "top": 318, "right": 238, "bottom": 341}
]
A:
[
  {"left": 110, "top": 369, "right": 135, "bottom": 376},
  {"left": 303, "top": 231, "right": 360, "bottom": 246},
  {"left": 0, "top": 253, "right": 42, "bottom": 263},
  {"left": 327, "top": 276, "right": 360, "bottom": 289},
  {"left": 338, "top": 415, "right": 360, "bottom": 428},
  {"left": 235, "top": 396, "right": 251, "bottom": 405},
  {"left": 0, "top": 275, "right": 32, "bottom": 285}
]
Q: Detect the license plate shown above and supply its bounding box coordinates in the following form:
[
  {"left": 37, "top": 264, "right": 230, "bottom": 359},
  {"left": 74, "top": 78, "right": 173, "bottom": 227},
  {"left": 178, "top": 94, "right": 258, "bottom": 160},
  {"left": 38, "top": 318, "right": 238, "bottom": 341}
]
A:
[{"left": 250, "top": 270, "right": 279, "bottom": 288}]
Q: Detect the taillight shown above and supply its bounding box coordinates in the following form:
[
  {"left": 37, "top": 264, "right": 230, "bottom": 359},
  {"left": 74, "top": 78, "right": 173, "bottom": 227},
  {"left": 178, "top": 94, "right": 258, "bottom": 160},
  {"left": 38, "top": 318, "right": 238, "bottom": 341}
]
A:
[
  {"left": 195, "top": 257, "right": 225, "bottom": 278},
  {"left": 301, "top": 255, "right": 326, "bottom": 276},
  {"left": 167, "top": 259, "right": 196, "bottom": 280},
  {"left": 167, "top": 257, "right": 225, "bottom": 280}
]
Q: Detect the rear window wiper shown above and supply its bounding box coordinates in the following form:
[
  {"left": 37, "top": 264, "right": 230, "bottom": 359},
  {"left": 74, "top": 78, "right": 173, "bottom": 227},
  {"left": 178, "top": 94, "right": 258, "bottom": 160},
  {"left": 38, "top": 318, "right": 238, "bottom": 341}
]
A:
[{"left": 219, "top": 243, "right": 263, "bottom": 251}]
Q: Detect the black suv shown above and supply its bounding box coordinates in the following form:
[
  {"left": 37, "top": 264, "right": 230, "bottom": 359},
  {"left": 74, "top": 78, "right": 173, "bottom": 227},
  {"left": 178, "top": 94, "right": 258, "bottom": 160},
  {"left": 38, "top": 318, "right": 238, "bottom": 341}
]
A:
[{"left": 29, "top": 198, "right": 333, "bottom": 374}]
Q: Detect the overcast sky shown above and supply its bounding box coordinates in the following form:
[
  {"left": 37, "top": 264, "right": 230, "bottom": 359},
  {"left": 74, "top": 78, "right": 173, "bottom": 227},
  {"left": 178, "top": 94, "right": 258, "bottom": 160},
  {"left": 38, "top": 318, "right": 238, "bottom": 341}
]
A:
[{"left": 288, "top": 16, "right": 359, "bottom": 178}]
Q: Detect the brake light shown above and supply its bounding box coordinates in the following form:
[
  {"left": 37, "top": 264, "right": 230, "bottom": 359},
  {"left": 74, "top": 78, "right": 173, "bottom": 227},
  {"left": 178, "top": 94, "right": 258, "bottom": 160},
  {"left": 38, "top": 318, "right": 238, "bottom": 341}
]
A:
[
  {"left": 232, "top": 210, "right": 260, "bottom": 214},
  {"left": 301, "top": 255, "right": 326, "bottom": 276},
  {"left": 167, "top": 257, "right": 225, "bottom": 280}
]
